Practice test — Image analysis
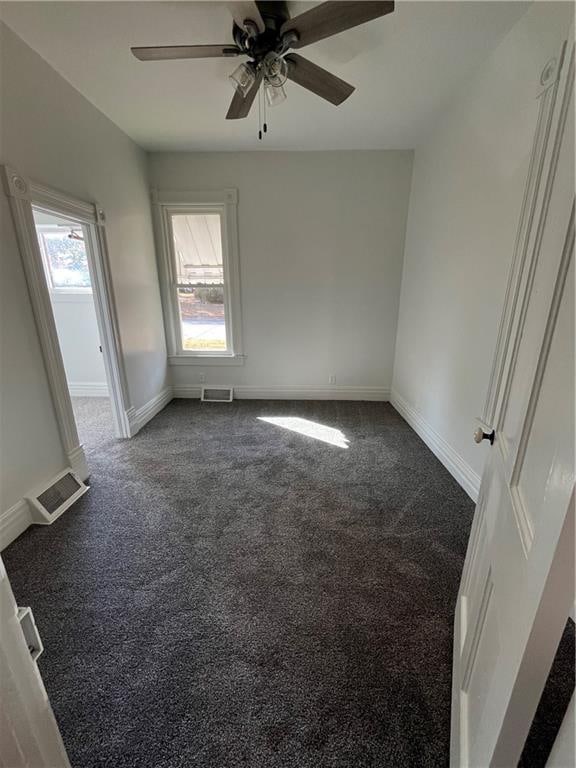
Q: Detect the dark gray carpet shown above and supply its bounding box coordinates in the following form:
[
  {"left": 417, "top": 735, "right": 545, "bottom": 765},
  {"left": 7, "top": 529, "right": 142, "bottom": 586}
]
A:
[
  {"left": 71, "top": 396, "right": 115, "bottom": 452},
  {"left": 4, "top": 400, "right": 476, "bottom": 768}
]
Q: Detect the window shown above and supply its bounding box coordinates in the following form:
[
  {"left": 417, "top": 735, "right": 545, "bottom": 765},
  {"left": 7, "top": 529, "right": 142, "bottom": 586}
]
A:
[
  {"left": 156, "top": 190, "right": 243, "bottom": 364},
  {"left": 171, "top": 213, "right": 226, "bottom": 352},
  {"left": 36, "top": 226, "right": 91, "bottom": 291}
]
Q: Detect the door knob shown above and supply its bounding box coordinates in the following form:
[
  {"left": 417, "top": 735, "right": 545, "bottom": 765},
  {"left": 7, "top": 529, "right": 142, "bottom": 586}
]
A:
[{"left": 474, "top": 427, "right": 495, "bottom": 445}]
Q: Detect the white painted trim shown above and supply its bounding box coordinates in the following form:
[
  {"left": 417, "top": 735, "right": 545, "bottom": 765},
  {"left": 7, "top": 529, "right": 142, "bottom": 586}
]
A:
[
  {"left": 151, "top": 188, "right": 244, "bottom": 362},
  {"left": 0, "top": 501, "right": 32, "bottom": 551},
  {"left": 153, "top": 189, "right": 238, "bottom": 206},
  {"left": 125, "top": 406, "right": 137, "bottom": 432},
  {"left": 68, "top": 382, "right": 109, "bottom": 397},
  {"left": 390, "top": 390, "right": 480, "bottom": 501},
  {"left": 128, "top": 386, "right": 173, "bottom": 436},
  {"left": 172, "top": 386, "right": 203, "bottom": 399},
  {"left": 88, "top": 210, "right": 133, "bottom": 438},
  {"left": 168, "top": 354, "right": 246, "bottom": 367},
  {"left": 66, "top": 446, "right": 89, "bottom": 481},
  {"left": 173, "top": 385, "right": 390, "bottom": 401},
  {"left": 7, "top": 171, "right": 97, "bottom": 223},
  {"left": 1, "top": 166, "right": 133, "bottom": 452},
  {"left": 3, "top": 170, "right": 83, "bottom": 464}
]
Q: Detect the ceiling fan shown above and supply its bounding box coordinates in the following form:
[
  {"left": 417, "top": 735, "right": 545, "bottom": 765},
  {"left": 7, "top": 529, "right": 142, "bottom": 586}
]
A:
[{"left": 131, "top": 1, "right": 395, "bottom": 125}]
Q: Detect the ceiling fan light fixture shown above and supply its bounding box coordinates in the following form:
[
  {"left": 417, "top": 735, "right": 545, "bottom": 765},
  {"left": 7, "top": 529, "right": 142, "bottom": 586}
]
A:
[
  {"left": 262, "top": 52, "right": 288, "bottom": 87},
  {"left": 132, "top": 1, "right": 396, "bottom": 122},
  {"left": 264, "top": 79, "right": 287, "bottom": 107},
  {"left": 229, "top": 62, "right": 256, "bottom": 96}
]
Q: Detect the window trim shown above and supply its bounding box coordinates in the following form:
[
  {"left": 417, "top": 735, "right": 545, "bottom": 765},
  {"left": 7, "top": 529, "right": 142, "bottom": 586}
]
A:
[{"left": 153, "top": 188, "right": 244, "bottom": 365}]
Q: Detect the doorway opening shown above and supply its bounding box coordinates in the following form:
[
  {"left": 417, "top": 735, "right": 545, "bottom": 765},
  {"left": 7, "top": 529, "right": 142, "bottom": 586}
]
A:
[
  {"left": 32, "top": 206, "right": 121, "bottom": 453},
  {"left": 31, "top": 196, "right": 132, "bottom": 462}
]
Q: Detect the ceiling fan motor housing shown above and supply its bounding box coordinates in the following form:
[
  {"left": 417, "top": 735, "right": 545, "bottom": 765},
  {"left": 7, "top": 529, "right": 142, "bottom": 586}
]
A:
[{"left": 233, "top": 1, "right": 296, "bottom": 64}]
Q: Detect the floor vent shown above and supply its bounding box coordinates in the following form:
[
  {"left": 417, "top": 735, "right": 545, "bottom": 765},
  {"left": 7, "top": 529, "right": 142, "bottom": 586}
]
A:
[
  {"left": 201, "top": 386, "right": 234, "bottom": 403},
  {"left": 27, "top": 470, "right": 89, "bottom": 525}
]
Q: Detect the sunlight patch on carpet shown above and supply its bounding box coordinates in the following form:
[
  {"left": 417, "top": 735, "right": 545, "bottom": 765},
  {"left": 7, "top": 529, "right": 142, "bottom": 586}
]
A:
[{"left": 258, "top": 416, "right": 350, "bottom": 448}]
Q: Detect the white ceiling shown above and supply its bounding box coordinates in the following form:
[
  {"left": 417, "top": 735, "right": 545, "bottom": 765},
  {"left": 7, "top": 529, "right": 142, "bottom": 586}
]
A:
[{"left": 1, "top": 1, "right": 529, "bottom": 151}]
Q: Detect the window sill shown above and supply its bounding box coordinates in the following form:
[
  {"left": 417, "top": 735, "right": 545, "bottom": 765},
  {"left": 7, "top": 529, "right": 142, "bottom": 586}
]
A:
[{"left": 168, "top": 355, "right": 246, "bottom": 367}]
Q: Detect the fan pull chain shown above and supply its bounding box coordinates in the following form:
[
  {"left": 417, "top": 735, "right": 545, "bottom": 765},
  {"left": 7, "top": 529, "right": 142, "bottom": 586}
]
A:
[
  {"left": 258, "top": 83, "right": 263, "bottom": 140},
  {"left": 256, "top": 80, "right": 269, "bottom": 141}
]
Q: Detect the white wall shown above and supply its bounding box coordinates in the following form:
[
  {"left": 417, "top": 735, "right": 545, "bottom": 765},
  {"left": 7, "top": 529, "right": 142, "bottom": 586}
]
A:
[
  {"left": 148, "top": 151, "right": 413, "bottom": 397},
  {"left": 0, "top": 23, "right": 167, "bottom": 512},
  {"left": 391, "top": 1, "right": 573, "bottom": 495},
  {"left": 50, "top": 294, "right": 108, "bottom": 395}
]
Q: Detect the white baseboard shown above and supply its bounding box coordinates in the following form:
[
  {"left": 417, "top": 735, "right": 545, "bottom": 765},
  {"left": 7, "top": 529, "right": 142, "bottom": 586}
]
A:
[
  {"left": 390, "top": 390, "right": 480, "bottom": 502},
  {"left": 68, "top": 382, "right": 108, "bottom": 397},
  {"left": 0, "top": 461, "right": 93, "bottom": 550},
  {"left": 172, "top": 386, "right": 201, "bottom": 398},
  {"left": 0, "top": 500, "right": 32, "bottom": 551},
  {"left": 67, "top": 445, "right": 89, "bottom": 482},
  {"left": 173, "top": 385, "right": 390, "bottom": 401},
  {"left": 125, "top": 406, "right": 137, "bottom": 435},
  {"left": 128, "top": 386, "right": 173, "bottom": 436}
]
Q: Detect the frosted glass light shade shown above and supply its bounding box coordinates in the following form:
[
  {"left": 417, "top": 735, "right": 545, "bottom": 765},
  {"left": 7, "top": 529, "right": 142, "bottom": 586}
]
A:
[
  {"left": 264, "top": 81, "right": 286, "bottom": 107},
  {"left": 229, "top": 63, "right": 256, "bottom": 96}
]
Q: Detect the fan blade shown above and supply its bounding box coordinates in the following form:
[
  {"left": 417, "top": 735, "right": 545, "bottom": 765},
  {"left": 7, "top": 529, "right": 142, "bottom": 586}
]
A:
[
  {"left": 228, "top": 2, "right": 265, "bottom": 33},
  {"left": 131, "top": 45, "right": 241, "bottom": 61},
  {"left": 281, "top": 1, "right": 394, "bottom": 49},
  {"left": 226, "top": 69, "right": 264, "bottom": 119},
  {"left": 285, "top": 53, "right": 354, "bottom": 105}
]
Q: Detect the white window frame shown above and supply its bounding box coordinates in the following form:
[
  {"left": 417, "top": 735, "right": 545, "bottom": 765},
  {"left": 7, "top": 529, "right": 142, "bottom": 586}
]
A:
[
  {"left": 152, "top": 188, "right": 244, "bottom": 366},
  {"left": 36, "top": 224, "right": 93, "bottom": 295}
]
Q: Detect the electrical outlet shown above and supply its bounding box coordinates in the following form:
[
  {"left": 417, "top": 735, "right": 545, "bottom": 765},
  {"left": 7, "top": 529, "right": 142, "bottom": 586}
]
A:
[
  {"left": 328, "top": 375, "right": 336, "bottom": 385},
  {"left": 199, "top": 372, "right": 206, "bottom": 383}
]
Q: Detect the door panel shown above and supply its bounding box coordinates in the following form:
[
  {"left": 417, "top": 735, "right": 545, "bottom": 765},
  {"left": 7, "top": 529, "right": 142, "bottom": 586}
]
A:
[
  {"left": 489, "top": 76, "right": 564, "bottom": 447},
  {"left": 465, "top": 582, "right": 499, "bottom": 766},
  {"left": 451, "top": 31, "right": 574, "bottom": 768},
  {"left": 500, "top": 78, "right": 575, "bottom": 485},
  {"left": 517, "top": 257, "right": 574, "bottom": 537}
]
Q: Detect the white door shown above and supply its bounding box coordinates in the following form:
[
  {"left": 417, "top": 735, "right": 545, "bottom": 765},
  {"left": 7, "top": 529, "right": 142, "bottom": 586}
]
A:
[
  {"left": 0, "top": 557, "right": 71, "bottom": 767},
  {"left": 450, "top": 31, "right": 575, "bottom": 768}
]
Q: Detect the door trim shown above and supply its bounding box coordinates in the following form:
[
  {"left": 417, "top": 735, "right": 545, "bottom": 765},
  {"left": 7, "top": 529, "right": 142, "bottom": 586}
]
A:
[{"left": 2, "top": 165, "right": 133, "bottom": 477}]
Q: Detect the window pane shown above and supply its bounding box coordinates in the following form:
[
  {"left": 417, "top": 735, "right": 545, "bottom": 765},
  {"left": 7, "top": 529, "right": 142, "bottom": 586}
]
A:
[
  {"left": 41, "top": 230, "right": 91, "bottom": 288},
  {"left": 171, "top": 214, "right": 227, "bottom": 352}
]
